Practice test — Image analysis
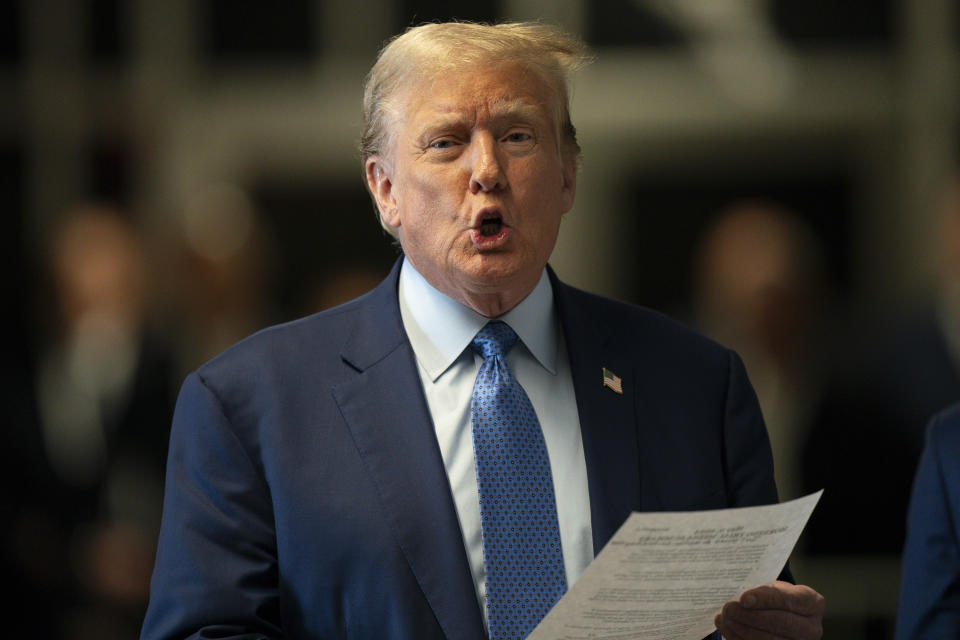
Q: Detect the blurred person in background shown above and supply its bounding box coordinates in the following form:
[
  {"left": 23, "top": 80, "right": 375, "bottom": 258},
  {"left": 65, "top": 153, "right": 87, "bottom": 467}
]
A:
[
  {"left": 896, "top": 402, "right": 960, "bottom": 639},
  {"left": 802, "top": 172, "right": 960, "bottom": 556},
  {"left": 172, "top": 183, "right": 278, "bottom": 375},
  {"left": 5, "top": 203, "right": 175, "bottom": 639},
  {"left": 692, "top": 200, "right": 827, "bottom": 501}
]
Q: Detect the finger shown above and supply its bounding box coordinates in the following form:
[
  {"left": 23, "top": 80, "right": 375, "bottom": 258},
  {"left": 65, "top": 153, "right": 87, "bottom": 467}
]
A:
[
  {"left": 721, "top": 601, "right": 823, "bottom": 639},
  {"left": 716, "top": 613, "right": 748, "bottom": 640},
  {"left": 716, "top": 611, "right": 793, "bottom": 640},
  {"left": 740, "top": 582, "right": 825, "bottom": 618}
]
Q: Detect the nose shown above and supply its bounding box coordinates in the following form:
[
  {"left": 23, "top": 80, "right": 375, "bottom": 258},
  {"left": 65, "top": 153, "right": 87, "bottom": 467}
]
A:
[{"left": 468, "top": 134, "right": 506, "bottom": 194}]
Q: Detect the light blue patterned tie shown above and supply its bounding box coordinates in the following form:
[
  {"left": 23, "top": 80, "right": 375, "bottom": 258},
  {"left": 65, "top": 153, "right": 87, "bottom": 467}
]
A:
[{"left": 470, "top": 321, "right": 567, "bottom": 640}]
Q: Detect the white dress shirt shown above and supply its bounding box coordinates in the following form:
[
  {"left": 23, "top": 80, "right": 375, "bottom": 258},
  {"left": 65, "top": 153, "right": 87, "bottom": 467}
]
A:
[{"left": 398, "top": 258, "right": 593, "bottom": 625}]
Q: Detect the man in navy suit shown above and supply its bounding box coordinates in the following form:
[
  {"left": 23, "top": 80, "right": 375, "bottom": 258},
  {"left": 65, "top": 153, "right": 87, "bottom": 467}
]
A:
[
  {"left": 141, "top": 21, "right": 824, "bottom": 640},
  {"left": 897, "top": 404, "right": 960, "bottom": 638}
]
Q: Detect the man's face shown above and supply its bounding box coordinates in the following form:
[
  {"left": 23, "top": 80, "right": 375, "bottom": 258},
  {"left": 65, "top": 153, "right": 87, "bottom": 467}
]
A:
[{"left": 366, "top": 62, "right": 576, "bottom": 314}]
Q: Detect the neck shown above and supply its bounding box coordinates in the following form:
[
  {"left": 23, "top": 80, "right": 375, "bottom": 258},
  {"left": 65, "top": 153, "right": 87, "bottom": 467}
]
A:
[
  {"left": 404, "top": 258, "right": 542, "bottom": 318},
  {"left": 457, "top": 289, "right": 526, "bottom": 318}
]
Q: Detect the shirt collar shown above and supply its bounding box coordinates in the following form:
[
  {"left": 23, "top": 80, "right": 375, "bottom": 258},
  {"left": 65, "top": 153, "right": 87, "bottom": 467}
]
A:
[{"left": 398, "top": 258, "right": 559, "bottom": 381}]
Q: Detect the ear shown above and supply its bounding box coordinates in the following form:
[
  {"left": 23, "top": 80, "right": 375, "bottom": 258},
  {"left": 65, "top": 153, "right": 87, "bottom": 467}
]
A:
[
  {"left": 559, "top": 157, "right": 577, "bottom": 215},
  {"left": 365, "top": 156, "right": 401, "bottom": 229}
]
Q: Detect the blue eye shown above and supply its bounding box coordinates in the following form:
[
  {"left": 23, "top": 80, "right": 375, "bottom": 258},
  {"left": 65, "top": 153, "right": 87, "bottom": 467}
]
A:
[
  {"left": 505, "top": 132, "right": 531, "bottom": 143},
  {"left": 431, "top": 139, "right": 455, "bottom": 149}
]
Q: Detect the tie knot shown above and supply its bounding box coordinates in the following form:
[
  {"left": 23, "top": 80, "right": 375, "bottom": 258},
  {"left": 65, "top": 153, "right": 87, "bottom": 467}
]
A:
[{"left": 471, "top": 321, "right": 518, "bottom": 360}]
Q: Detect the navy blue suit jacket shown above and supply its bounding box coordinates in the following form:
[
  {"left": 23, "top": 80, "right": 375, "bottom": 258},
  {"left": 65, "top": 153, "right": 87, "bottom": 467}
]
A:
[
  {"left": 141, "top": 259, "right": 781, "bottom": 639},
  {"left": 897, "top": 403, "right": 960, "bottom": 639}
]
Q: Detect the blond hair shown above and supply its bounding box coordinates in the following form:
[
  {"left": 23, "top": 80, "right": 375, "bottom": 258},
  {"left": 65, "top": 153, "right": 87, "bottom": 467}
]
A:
[{"left": 361, "top": 22, "right": 592, "bottom": 231}]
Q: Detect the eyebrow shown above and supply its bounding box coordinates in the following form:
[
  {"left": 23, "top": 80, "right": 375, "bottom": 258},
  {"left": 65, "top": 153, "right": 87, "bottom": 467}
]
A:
[{"left": 488, "top": 98, "right": 545, "bottom": 123}]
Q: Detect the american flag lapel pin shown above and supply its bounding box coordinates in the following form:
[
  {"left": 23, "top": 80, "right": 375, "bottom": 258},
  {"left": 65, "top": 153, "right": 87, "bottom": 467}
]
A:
[{"left": 602, "top": 367, "right": 623, "bottom": 394}]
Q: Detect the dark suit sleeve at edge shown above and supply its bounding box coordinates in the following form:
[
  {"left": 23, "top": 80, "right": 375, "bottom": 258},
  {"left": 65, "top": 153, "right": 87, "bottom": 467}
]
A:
[
  {"left": 721, "top": 350, "right": 779, "bottom": 509},
  {"left": 140, "top": 372, "right": 282, "bottom": 640},
  {"left": 896, "top": 411, "right": 960, "bottom": 640},
  {"left": 721, "top": 350, "right": 793, "bottom": 584}
]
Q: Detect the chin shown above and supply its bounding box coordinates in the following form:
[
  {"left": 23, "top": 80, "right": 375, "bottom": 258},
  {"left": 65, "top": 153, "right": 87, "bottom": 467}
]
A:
[{"left": 462, "top": 254, "right": 535, "bottom": 289}]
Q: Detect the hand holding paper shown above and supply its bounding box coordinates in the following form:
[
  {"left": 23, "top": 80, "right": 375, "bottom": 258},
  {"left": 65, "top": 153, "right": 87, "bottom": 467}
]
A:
[
  {"left": 529, "top": 491, "right": 823, "bottom": 640},
  {"left": 714, "top": 580, "right": 825, "bottom": 640}
]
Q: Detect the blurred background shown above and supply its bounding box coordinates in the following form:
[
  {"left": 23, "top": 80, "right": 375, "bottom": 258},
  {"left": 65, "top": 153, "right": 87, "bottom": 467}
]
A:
[{"left": 1, "top": 0, "right": 958, "bottom": 637}]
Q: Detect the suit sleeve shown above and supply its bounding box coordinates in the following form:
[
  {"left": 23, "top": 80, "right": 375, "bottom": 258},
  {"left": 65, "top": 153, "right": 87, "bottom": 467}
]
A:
[
  {"left": 721, "top": 351, "right": 780, "bottom": 510},
  {"left": 140, "top": 372, "right": 282, "bottom": 640},
  {"left": 722, "top": 350, "right": 793, "bottom": 585},
  {"left": 896, "top": 411, "right": 960, "bottom": 640}
]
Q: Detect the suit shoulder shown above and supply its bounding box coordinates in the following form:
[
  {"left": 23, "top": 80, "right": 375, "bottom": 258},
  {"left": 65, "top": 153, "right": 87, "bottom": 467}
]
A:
[
  {"left": 195, "top": 296, "right": 365, "bottom": 386},
  {"left": 928, "top": 403, "right": 960, "bottom": 453},
  {"left": 557, "top": 281, "right": 730, "bottom": 363}
]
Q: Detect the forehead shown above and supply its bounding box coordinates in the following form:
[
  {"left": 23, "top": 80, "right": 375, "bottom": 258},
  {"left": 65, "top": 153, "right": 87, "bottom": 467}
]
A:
[{"left": 393, "top": 62, "right": 560, "bottom": 130}]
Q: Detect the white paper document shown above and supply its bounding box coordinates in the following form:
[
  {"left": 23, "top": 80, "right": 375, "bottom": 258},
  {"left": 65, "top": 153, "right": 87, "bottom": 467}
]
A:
[{"left": 529, "top": 490, "right": 823, "bottom": 640}]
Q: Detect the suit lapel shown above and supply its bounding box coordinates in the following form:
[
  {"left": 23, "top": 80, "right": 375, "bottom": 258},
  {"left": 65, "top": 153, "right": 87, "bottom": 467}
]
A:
[
  {"left": 332, "top": 260, "right": 486, "bottom": 640},
  {"left": 551, "top": 270, "right": 641, "bottom": 555}
]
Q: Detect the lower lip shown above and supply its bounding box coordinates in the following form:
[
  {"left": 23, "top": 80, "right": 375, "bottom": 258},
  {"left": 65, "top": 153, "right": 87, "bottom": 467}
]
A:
[{"left": 470, "top": 225, "right": 511, "bottom": 250}]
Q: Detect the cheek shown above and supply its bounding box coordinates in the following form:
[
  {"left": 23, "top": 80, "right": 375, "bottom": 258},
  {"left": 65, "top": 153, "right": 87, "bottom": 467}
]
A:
[
  {"left": 535, "top": 215, "right": 563, "bottom": 255},
  {"left": 396, "top": 187, "right": 456, "bottom": 253},
  {"left": 402, "top": 167, "right": 448, "bottom": 203},
  {"left": 516, "top": 167, "right": 566, "bottom": 217},
  {"left": 401, "top": 172, "right": 465, "bottom": 226}
]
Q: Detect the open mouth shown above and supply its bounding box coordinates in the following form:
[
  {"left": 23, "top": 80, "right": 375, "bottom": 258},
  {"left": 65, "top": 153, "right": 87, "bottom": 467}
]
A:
[
  {"left": 479, "top": 216, "right": 503, "bottom": 237},
  {"left": 470, "top": 211, "right": 510, "bottom": 249}
]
